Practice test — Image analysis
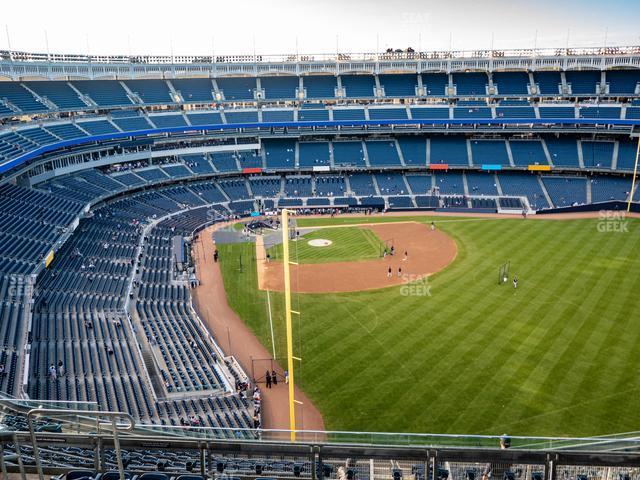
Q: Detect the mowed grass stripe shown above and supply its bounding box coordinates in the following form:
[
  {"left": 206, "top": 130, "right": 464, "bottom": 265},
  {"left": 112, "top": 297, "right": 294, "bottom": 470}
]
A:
[{"left": 218, "top": 217, "right": 640, "bottom": 435}]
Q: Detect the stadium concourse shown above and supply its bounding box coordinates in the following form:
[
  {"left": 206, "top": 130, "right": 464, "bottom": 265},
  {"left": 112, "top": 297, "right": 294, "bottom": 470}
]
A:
[{"left": 0, "top": 43, "right": 639, "bottom": 478}]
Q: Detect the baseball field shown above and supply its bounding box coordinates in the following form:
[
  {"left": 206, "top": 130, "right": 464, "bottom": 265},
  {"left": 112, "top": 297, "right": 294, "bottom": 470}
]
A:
[{"left": 217, "top": 214, "right": 640, "bottom": 437}]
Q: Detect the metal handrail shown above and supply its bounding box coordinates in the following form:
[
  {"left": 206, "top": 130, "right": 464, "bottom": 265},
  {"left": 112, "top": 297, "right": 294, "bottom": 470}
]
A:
[
  {"left": 0, "top": 431, "right": 26, "bottom": 480},
  {"left": 27, "top": 408, "right": 135, "bottom": 480}
]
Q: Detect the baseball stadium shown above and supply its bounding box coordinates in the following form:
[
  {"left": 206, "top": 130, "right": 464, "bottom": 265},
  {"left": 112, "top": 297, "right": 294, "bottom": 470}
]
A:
[{"left": 1, "top": 1, "right": 640, "bottom": 478}]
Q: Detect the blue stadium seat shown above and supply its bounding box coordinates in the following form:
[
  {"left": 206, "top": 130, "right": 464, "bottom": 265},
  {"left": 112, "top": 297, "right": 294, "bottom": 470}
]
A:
[
  {"left": 366, "top": 140, "right": 401, "bottom": 166},
  {"left": 217, "top": 77, "right": 256, "bottom": 101},
  {"left": 348, "top": 173, "right": 377, "bottom": 196},
  {"left": 150, "top": 114, "right": 188, "bottom": 128},
  {"left": 397, "top": 137, "right": 426, "bottom": 166},
  {"left": 298, "top": 142, "right": 330, "bottom": 168},
  {"left": 565, "top": 70, "right": 600, "bottom": 95},
  {"left": 590, "top": 175, "right": 633, "bottom": 202},
  {"left": 434, "top": 171, "right": 465, "bottom": 194},
  {"left": 538, "top": 106, "right": 575, "bottom": 119},
  {"left": 341, "top": 75, "right": 376, "bottom": 98},
  {"left": 368, "top": 108, "right": 408, "bottom": 120},
  {"left": 617, "top": 141, "right": 639, "bottom": 171},
  {"left": 264, "top": 139, "right": 296, "bottom": 169},
  {"left": 333, "top": 108, "right": 366, "bottom": 120},
  {"left": 453, "top": 106, "right": 491, "bottom": 119},
  {"left": 495, "top": 106, "right": 536, "bottom": 118},
  {"left": 72, "top": 80, "right": 133, "bottom": 107},
  {"left": 187, "top": 111, "right": 223, "bottom": 126},
  {"left": 225, "top": 110, "right": 259, "bottom": 123},
  {"left": 509, "top": 140, "right": 548, "bottom": 166},
  {"left": 606, "top": 70, "right": 640, "bottom": 95},
  {"left": 542, "top": 176, "right": 587, "bottom": 206},
  {"left": 470, "top": 140, "right": 510, "bottom": 166},
  {"left": 421, "top": 73, "right": 448, "bottom": 96},
  {"left": 498, "top": 172, "right": 549, "bottom": 209},
  {"left": 410, "top": 107, "right": 450, "bottom": 119},
  {"left": 375, "top": 173, "right": 408, "bottom": 195},
  {"left": 405, "top": 174, "right": 432, "bottom": 194},
  {"left": 332, "top": 141, "right": 366, "bottom": 167},
  {"left": 261, "top": 109, "right": 294, "bottom": 122},
  {"left": 578, "top": 106, "right": 621, "bottom": 119},
  {"left": 452, "top": 72, "right": 488, "bottom": 96},
  {"left": 112, "top": 116, "right": 153, "bottom": 132},
  {"left": 492, "top": 72, "right": 530, "bottom": 95},
  {"left": 303, "top": 75, "right": 336, "bottom": 99},
  {"left": 260, "top": 76, "right": 299, "bottom": 100},
  {"left": 77, "top": 120, "right": 119, "bottom": 135},
  {"left": 430, "top": 137, "right": 469, "bottom": 165},
  {"left": 315, "top": 175, "right": 346, "bottom": 196},
  {"left": 46, "top": 123, "right": 88, "bottom": 140},
  {"left": 545, "top": 138, "right": 580, "bottom": 167},
  {"left": 379, "top": 74, "right": 417, "bottom": 97},
  {"left": 171, "top": 78, "right": 214, "bottom": 102},
  {"left": 0, "top": 82, "right": 48, "bottom": 113},
  {"left": 581, "top": 141, "right": 614, "bottom": 169},
  {"left": 298, "top": 109, "right": 329, "bottom": 121},
  {"left": 532, "top": 71, "right": 561, "bottom": 95},
  {"left": 466, "top": 171, "right": 498, "bottom": 195},
  {"left": 26, "top": 81, "right": 86, "bottom": 110}
]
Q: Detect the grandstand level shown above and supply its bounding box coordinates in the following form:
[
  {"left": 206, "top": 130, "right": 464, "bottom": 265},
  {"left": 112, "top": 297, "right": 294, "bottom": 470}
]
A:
[{"left": 1, "top": 37, "right": 640, "bottom": 480}]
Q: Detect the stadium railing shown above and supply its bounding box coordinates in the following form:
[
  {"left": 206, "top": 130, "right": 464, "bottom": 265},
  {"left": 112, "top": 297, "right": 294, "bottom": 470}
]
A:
[{"left": 4, "top": 394, "right": 640, "bottom": 479}]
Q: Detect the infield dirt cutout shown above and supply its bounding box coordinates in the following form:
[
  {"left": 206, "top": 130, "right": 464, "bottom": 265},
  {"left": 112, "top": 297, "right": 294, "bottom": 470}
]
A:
[{"left": 256, "top": 221, "right": 457, "bottom": 293}]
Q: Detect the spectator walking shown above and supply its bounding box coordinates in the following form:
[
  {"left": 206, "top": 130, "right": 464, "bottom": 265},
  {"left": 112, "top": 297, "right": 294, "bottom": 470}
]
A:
[
  {"left": 49, "top": 364, "right": 57, "bottom": 381},
  {"left": 58, "top": 360, "right": 64, "bottom": 377},
  {"left": 265, "top": 370, "right": 272, "bottom": 388}
]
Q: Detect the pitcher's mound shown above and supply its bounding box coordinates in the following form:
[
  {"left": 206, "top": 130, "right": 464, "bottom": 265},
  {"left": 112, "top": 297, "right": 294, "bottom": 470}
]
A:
[{"left": 308, "top": 239, "right": 333, "bottom": 247}]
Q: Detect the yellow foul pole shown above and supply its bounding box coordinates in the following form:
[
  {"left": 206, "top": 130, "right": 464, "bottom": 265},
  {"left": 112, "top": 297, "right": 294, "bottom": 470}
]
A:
[
  {"left": 628, "top": 136, "right": 640, "bottom": 213},
  {"left": 281, "top": 208, "right": 296, "bottom": 441}
]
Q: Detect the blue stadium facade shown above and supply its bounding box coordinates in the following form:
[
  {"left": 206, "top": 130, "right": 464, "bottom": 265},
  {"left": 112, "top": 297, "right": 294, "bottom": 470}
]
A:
[{"left": 1, "top": 45, "right": 640, "bottom": 478}]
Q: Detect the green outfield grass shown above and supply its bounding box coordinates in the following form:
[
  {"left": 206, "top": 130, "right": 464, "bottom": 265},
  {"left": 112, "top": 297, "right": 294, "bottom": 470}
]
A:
[
  {"left": 266, "top": 226, "right": 386, "bottom": 264},
  {"left": 218, "top": 215, "right": 640, "bottom": 437}
]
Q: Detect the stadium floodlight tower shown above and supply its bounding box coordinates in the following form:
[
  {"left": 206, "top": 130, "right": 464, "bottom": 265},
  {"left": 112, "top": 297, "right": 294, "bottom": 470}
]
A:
[{"left": 281, "top": 208, "right": 302, "bottom": 441}]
